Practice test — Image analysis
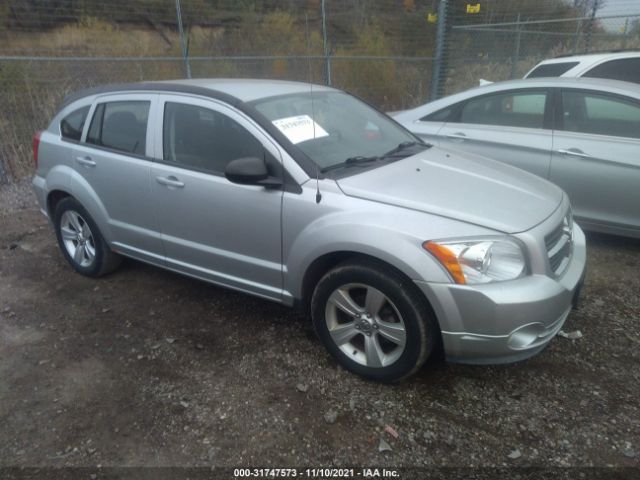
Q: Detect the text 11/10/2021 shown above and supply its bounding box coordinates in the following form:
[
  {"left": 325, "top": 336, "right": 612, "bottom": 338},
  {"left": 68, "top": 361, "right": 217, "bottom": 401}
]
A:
[{"left": 233, "top": 468, "right": 400, "bottom": 478}]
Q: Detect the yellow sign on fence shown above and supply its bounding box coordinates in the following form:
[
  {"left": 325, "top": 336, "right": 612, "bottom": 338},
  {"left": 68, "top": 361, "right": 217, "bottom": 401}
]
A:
[
  {"left": 466, "top": 3, "right": 481, "bottom": 14},
  {"left": 427, "top": 12, "right": 438, "bottom": 23}
]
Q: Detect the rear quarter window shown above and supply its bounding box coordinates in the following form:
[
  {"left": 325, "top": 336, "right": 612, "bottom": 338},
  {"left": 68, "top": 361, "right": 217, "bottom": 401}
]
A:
[
  {"left": 60, "top": 106, "right": 90, "bottom": 142},
  {"left": 583, "top": 58, "right": 640, "bottom": 84},
  {"left": 420, "top": 105, "right": 457, "bottom": 122},
  {"left": 526, "top": 61, "right": 579, "bottom": 78}
]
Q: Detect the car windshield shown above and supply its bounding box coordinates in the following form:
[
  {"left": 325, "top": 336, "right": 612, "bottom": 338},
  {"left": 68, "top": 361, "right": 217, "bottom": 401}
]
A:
[{"left": 251, "top": 91, "right": 424, "bottom": 172}]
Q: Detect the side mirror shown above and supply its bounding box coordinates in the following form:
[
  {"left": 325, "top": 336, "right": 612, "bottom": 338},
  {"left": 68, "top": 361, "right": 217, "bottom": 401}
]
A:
[{"left": 225, "top": 156, "right": 281, "bottom": 188}]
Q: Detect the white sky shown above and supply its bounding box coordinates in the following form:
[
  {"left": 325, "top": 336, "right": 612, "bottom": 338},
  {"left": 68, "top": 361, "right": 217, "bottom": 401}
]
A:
[
  {"left": 594, "top": 0, "right": 640, "bottom": 32},
  {"left": 598, "top": 0, "right": 640, "bottom": 18}
]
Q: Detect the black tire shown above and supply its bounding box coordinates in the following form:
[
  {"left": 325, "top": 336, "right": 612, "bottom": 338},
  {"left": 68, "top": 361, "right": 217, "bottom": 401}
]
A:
[
  {"left": 311, "top": 259, "right": 438, "bottom": 383},
  {"left": 54, "top": 197, "right": 122, "bottom": 277}
]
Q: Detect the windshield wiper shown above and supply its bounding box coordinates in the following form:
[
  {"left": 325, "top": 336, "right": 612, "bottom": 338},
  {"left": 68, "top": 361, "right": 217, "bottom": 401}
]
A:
[
  {"left": 381, "top": 141, "right": 429, "bottom": 158},
  {"left": 320, "top": 155, "right": 379, "bottom": 173},
  {"left": 320, "top": 141, "right": 430, "bottom": 173}
]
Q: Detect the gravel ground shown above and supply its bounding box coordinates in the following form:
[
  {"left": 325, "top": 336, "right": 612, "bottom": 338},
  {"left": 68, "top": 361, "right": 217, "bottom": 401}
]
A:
[{"left": 0, "top": 184, "right": 639, "bottom": 474}]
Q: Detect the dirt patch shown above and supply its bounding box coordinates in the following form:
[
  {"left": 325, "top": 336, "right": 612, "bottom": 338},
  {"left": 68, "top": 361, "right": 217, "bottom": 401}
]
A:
[{"left": 0, "top": 191, "right": 639, "bottom": 469}]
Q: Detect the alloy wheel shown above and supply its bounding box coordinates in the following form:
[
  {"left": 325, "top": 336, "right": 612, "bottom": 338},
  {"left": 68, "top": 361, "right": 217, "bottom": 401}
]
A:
[
  {"left": 60, "top": 210, "right": 96, "bottom": 268},
  {"left": 324, "top": 283, "right": 407, "bottom": 368}
]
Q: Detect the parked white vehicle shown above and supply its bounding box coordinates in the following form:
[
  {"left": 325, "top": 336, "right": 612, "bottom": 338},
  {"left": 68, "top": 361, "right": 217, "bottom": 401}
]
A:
[{"left": 524, "top": 51, "right": 640, "bottom": 84}]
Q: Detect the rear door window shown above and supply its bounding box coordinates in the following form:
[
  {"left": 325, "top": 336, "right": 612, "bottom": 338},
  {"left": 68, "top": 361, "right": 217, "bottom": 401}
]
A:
[
  {"left": 458, "top": 90, "right": 548, "bottom": 129},
  {"left": 561, "top": 90, "right": 640, "bottom": 139},
  {"left": 583, "top": 58, "right": 640, "bottom": 84},
  {"left": 86, "top": 101, "right": 150, "bottom": 155},
  {"left": 526, "top": 62, "right": 579, "bottom": 78},
  {"left": 60, "top": 106, "right": 90, "bottom": 142}
]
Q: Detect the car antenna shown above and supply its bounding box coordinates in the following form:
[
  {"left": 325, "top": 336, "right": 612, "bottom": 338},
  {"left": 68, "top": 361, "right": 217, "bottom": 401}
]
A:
[{"left": 305, "top": 12, "right": 322, "bottom": 204}]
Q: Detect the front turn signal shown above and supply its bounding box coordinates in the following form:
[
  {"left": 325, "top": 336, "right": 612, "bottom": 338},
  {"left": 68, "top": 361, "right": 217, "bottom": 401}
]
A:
[{"left": 423, "top": 241, "right": 466, "bottom": 284}]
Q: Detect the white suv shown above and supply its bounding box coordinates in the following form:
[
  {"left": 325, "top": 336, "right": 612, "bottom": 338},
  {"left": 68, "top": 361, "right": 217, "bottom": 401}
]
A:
[{"left": 524, "top": 51, "right": 640, "bottom": 84}]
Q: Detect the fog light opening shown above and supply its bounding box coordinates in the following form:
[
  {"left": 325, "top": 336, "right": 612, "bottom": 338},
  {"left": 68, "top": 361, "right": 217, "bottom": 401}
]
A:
[{"left": 508, "top": 323, "right": 545, "bottom": 349}]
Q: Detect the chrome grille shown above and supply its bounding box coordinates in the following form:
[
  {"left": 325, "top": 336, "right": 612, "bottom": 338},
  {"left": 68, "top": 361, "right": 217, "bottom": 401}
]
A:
[{"left": 545, "top": 212, "right": 573, "bottom": 276}]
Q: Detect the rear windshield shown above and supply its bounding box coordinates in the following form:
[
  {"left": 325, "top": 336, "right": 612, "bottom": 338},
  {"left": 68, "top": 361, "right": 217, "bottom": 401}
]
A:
[
  {"left": 583, "top": 58, "right": 640, "bottom": 84},
  {"left": 526, "top": 61, "right": 579, "bottom": 78}
]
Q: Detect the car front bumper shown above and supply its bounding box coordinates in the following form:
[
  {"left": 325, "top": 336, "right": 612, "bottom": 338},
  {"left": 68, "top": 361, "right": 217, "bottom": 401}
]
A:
[{"left": 415, "top": 223, "right": 586, "bottom": 364}]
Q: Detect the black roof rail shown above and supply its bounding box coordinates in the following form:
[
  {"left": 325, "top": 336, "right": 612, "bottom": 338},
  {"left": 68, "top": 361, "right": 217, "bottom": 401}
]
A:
[{"left": 555, "top": 49, "right": 640, "bottom": 58}]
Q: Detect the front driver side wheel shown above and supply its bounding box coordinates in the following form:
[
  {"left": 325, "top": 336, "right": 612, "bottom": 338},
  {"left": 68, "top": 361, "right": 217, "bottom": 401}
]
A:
[{"left": 311, "top": 259, "right": 438, "bottom": 382}]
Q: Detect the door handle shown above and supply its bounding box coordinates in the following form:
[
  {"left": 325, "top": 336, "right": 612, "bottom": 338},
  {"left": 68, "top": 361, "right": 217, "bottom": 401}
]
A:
[
  {"left": 75, "top": 156, "right": 96, "bottom": 167},
  {"left": 556, "top": 148, "right": 591, "bottom": 159},
  {"left": 445, "top": 132, "right": 467, "bottom": 140},
  {"left": 156, "top": 176, "right": 185, "bottom": 188}
]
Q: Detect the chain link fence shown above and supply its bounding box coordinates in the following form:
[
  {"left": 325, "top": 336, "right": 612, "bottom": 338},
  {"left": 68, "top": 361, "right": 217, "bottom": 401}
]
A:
[
  {"left": 446, "top": 9, "right": 640, "bottom": 95},
  {"left": 1, "top": 0, "right": 639, "bottom": 183},
  {"left": 0, "top": 0, "right": 438, "bottom": 182}
]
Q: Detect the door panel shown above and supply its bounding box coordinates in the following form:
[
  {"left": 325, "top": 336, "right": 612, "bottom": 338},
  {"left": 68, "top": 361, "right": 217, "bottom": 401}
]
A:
[
  {"left": 151, "top": 164, "right": 283, "bottom": 298},
  {"left": 150, "top": 95, "right": 284, "bottom": 300},
  {"left": 436, "top": 89, "right": 553, "bottom": 178},
  {"left": 72, "top": 94, "right": 163, "bottom": 262},
  {"left": 437, "top": 123, "right": 553, "bottom": 178},
  {"left": 551, "top": 131, "right": 640, "bottom": 231},
  {"left": 551, "top": 89, "right": 640, "bottom": 232}
]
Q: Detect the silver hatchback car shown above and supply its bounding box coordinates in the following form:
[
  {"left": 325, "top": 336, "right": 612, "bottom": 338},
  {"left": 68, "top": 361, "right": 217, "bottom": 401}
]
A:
[{"left": 32, "top": 79, "right": 586, "bottom": 382}]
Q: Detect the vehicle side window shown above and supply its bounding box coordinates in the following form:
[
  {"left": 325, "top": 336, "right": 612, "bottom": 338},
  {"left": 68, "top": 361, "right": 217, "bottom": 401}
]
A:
[
  {"left": 163, "top": 102, "right": 264, "bottom": 174},
  {"left": 583, "top": 58, "right": 640, "bottom": 84},
  {"left": 60, "top": 106, "right": 90, "bottom": 142},
  {"left": 561, "top": 91, "right": 640, "bottom": 139},
  {"left": 525, "top": 62, "right": 579, "bottom": 78},
  {"left": 459, "top": 91, "right": 547, "bottom": 129},
  {"left": 420, "top": 105, "right": 456, "bottom": 122},
  {"left": 86, "top": 101, "right": 150, "bottom": 155}
]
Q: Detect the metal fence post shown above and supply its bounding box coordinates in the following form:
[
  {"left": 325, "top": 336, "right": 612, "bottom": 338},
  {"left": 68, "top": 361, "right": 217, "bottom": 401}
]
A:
[
  {"left": 321, "top": 0, "right": 331, "bottom": 85},
  {"left": 510, "top": 13, "right": 522, "bottom": 79},
  {"left": 175, "top": 0, "right": 192, "bottom": 79},
  {"left": 573, "top": 19, "right": 582, "bottom": 53},
  {"left": 585, "top": 0, "right": 600, "bottom": 53},
  {"left": 0, "top": 152, "right": 6, "bottom": 184},
  {"left": 430, "top": 0, "right": 449, "bottom": 101}
]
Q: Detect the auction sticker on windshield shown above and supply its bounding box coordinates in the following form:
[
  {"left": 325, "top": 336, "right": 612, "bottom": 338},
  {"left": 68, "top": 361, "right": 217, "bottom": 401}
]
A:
[{"left": 272, "top": 115, "right": 329, "bottom": 144}]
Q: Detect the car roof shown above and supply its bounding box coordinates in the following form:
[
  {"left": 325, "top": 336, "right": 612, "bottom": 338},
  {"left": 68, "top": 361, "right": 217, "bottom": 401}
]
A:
[
  {"left": 470, "top": 76, "right": 640, "bottom": 93},
  {"left": 156, "top": 78, "right": 336, "bottom": 102},
  {"left": 395, "top": 76, "right": 640, "bottom": 120},
  {"left": 535, "top": 51, "right": 640, "bottom": 66},
  {"left": 61, "top": 78, "right": 336, "bottom": 108},
  {"left": 524, "top": 51, "right": 640, "bottom": 78}
]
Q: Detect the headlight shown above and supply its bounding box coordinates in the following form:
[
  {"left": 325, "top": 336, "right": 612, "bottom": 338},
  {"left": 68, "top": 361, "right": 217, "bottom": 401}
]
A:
[{"left": 423, "top": 238, "right": 526, "bottom": 284}]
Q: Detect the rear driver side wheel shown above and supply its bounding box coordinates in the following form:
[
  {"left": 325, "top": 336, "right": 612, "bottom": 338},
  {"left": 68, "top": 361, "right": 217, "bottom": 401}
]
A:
[
  {"left": 311, "top": 259, "right": 438, "bottom": 382},
  {"left": 54, "top": 197, "right": 122, "bottom": 277}
]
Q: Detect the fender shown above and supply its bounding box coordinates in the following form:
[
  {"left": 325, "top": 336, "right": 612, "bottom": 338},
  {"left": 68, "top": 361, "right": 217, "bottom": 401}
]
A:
[
  {"left": 64, "top": 168, "right": 115, "bottom": 244},
  {"left": 284, "top": 212, "right": 453, "bottom": 301},
  {"left": 42, "top": 164, "right": 72, "bottom": 212}
]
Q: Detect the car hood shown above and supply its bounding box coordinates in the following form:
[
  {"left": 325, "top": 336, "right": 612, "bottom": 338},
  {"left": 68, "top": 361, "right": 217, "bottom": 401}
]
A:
[{"left": 335, "top": 147, "right": 564, "bottom": 233}]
